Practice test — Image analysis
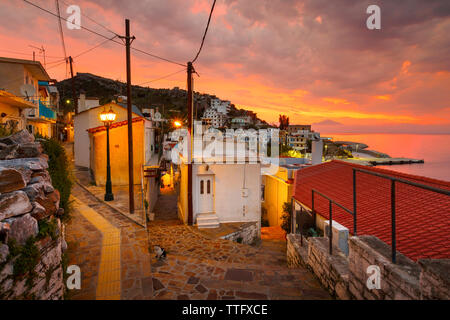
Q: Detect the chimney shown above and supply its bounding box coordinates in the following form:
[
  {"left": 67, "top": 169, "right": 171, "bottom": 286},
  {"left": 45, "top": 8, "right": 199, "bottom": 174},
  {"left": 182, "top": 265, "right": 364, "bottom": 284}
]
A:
[
  {"left": 311, "top": 139, "right": 323, "bottom": 165},
  {"left": 78, "top": 92, "right": 86, "bottom": 112}
]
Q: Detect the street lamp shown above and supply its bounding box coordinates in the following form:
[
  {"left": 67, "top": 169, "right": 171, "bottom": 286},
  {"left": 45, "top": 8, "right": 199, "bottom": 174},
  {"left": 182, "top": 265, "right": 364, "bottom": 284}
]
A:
[
  {"left": 99, "top": 107, "right": 117, "bottom": 201},
  {"left": 173, "top": 120, "right": 182, "bottom": 128}
]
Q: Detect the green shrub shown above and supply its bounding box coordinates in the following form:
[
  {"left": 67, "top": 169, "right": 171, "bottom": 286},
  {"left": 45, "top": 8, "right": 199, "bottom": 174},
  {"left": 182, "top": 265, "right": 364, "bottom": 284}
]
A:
[
  {"left": 36, "top": 135, "right": 73, "bottom": 221},
  {"left": 37, "top": 218, "right": 59, "bottom": 240},
  {"left": 9, "top": 237, "right": 40, "bottom": 278},
  {"left": 280, "top": 201, "right": 293, "bottom": 234}
]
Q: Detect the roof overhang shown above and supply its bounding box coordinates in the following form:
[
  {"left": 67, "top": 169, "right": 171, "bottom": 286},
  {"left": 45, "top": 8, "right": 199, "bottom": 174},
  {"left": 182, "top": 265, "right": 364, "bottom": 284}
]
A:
[
  {"left": 0, "top": 57, "right": 51, "bottom": 81},
  {"left": 0, "top": 90, "right": 36, "bottom": 109}
]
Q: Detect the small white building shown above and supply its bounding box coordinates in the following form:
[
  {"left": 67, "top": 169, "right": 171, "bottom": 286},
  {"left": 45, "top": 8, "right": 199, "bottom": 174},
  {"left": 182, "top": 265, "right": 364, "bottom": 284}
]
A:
[
  {"left": 177, "top": 139, "right": 261, "bottom": 232},
  {"left": 201, "top": 107, "right": 227, "bottom": 128},
  {"left": 210, "top": 98, "right": 231, "bottom": 115}
]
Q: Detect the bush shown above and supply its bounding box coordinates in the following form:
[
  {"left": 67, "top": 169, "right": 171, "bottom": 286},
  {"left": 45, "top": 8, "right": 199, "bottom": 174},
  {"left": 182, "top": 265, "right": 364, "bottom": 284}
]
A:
[
  {"left": 36, "top": 135, "right": 73, "bottom": 221},
  {"left": 280, "top": 201, "right": 293, "bottom": 234}
]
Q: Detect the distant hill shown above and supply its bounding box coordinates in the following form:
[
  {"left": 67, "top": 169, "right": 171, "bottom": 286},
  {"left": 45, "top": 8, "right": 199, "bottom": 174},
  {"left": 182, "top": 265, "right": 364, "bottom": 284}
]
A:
[{"left": 56, "top": 73, "right": 267, "bottom": 125}]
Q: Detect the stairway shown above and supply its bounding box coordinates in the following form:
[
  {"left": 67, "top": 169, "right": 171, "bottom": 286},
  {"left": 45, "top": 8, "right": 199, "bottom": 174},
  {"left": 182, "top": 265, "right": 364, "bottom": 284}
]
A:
[{"left": 196, "top": 213, "right": 220, "bottom": 229}]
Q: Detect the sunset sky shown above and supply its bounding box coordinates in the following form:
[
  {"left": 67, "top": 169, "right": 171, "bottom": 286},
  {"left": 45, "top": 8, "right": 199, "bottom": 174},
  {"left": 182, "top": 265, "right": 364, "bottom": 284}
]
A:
[{"left": 1, "top": 0, "right": 449, "bottom": 133}]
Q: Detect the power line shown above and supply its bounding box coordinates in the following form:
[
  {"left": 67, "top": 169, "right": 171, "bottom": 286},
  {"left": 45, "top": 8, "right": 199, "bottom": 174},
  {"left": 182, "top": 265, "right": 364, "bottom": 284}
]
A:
[
  {"left": 59, "top": 0, "right": 119, "bottom": 36},
  {"left": 23, "top": 0, "right": 186, "bottom": 67},
  {"left": 137, "top": 68, "right": 186, "bottom": 86},
  {"left": 192, "top": 0, "right": 216, "bottom": 63},
  {"left": 131, "top": 47, "right": 186, "bottom": 67},
  {"left": 72, "top": 36, "right": 117, "bottom": 59},
  {"left": 55, "top": 0, "right": 68, "bottom": 59},
  {"left": 22, "top": 0, "right": 123, "bottom": 46}
]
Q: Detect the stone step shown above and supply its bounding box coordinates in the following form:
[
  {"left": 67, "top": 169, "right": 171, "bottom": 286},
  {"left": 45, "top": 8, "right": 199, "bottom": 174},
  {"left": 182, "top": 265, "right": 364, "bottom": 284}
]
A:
[{"left": 196, "top": 213, "right": 220, "bottom": 229}]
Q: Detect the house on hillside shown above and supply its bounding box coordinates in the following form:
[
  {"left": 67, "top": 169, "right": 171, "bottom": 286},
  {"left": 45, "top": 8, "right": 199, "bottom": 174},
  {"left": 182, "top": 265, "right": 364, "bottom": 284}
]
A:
[
  {"left": 292, "top": 160, "right": 450, "bottom": 261},
  {"left": 0, "top": 57, "right": 57, "bottom": 138}
]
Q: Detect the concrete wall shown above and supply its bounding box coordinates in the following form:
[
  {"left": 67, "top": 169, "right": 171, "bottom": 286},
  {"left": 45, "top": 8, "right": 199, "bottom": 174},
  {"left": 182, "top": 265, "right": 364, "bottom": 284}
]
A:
[
  {"left": 220, "top": 221, "right": 260, "bottom": 245},
  {"left": 192, "top": 162, "right": 261, "bottom": 225}
]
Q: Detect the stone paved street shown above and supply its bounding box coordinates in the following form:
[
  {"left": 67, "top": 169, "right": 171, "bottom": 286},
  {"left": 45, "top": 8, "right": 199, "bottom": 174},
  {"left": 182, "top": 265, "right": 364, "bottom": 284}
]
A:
[
  {"left": 147, "top": 188, "right": 331, "bottom": 300},
  {"left": 64, "top": 143, "right": 330, "bottom": 300},
  {"left": 66, "top": 184, "right": 153, "bottom": 300}
]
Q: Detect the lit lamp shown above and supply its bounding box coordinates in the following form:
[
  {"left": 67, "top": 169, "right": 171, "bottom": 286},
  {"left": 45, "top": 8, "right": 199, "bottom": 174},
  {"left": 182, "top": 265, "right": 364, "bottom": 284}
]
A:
[
  {"left": 99, "top": 107, "right": 117, "bottom": 201},
  {"left": 173, "top": 120, "right": 182, "bottom": 128}
]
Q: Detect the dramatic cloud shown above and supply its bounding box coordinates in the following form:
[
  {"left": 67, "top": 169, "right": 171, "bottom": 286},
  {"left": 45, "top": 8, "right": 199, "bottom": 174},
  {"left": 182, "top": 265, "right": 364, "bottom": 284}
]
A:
[{"left": 1, "top": 0, "right": 449, "bottom": 132}]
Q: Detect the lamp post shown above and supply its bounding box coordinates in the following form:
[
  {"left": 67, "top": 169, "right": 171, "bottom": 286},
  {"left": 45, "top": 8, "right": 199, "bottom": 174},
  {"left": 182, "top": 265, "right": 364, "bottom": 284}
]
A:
[{"left": 99, "top": 107, "right": 117, "bottom": 201}]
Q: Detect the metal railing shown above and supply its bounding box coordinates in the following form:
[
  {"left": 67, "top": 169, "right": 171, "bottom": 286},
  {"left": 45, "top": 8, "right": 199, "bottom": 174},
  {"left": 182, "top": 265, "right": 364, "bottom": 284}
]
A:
[
  {"left": 353, "top": 168, "right": 450, "bottom": 263},
  {"left": 294, "top": 167, "right": 450, "bottom": 263}
]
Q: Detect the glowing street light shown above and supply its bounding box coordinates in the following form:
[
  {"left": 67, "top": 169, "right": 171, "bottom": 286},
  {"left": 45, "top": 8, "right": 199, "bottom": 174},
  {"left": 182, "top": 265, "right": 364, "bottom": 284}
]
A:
[{"left": 99, "top": 107, "right": 117, "bottom": 201}]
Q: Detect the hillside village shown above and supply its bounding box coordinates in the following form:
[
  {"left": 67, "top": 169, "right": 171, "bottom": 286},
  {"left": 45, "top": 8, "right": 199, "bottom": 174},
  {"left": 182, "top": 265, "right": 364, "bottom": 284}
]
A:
[{"left": 0, "top": 55, "right": 449, "bottom": 301}]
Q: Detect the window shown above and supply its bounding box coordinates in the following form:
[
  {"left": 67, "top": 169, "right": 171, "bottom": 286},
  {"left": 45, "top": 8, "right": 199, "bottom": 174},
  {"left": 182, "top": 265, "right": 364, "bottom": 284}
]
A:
[
  {"left": 261, "top": 185, "right": 265, "bottom": 201},
  {"left": 207, "top": 180, "right": 211, "bottom": 194},
  {"left": 200, "top": 180, "right": 204, "bottom": 194}
]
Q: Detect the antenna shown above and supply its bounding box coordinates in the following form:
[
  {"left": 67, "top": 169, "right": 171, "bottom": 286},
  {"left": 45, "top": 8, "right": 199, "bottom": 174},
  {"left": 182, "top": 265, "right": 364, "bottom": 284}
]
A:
[
  {"left": 29, "top": 45, "right": 46, "bottom": 67},
  {"left": 20, "top": 84, "right": 36, "bottom": 100}
]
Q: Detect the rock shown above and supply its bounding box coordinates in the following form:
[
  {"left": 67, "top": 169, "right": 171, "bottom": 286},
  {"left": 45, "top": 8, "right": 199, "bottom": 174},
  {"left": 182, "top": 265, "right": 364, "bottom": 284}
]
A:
[
  {"left": 0, "top": 145, "right": 18, "bottom": 160},
  {"left": 35, "top": 190, "right": 60, "bottom": 216},
  {"left": 0, "top": 130, "right": 35, "bottom": 145},
  {"left": 0, "top": 190, "right": 33, "bottom": 221},
  {"left": 0, "top": 244, "right": 9, "bottom": 264},
  {"left": 0, "top": 167, "right": 26, "bottom": 193},
  {"left": 61, "top": 239, "right": 67, "bottom": 252},
  {"left": 0, "top": 157, "right": 48, "bottom": 171},
  {"left": 30, "top": 202, "right": 49, "bottom": 221},
  {"left": 6, "top": 214, "right": 38, "bottom": 246},
  {"left": 23, "top": 181, "right": 54, "bottom": 202},
  {"left": 16, "top": 143, "right": 43, "bottom": 159},
  {"left": 0, "top": 222, "right": 10, "bottom": 243},
  {"left": 56, "top": 208, "right": 64, "bottom": 218}
]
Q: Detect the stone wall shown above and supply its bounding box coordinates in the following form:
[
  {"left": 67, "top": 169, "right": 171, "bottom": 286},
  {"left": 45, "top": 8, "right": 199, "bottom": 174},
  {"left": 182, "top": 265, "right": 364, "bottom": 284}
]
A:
[
  {"left": 287, "top": 234, "right": 449, "bottom": 300},
  {"left": 220, "top": 221, "right": 260, "bottom": 245},
  {"left": 0, "top": 130, "right": 65, "bottom": 300}
]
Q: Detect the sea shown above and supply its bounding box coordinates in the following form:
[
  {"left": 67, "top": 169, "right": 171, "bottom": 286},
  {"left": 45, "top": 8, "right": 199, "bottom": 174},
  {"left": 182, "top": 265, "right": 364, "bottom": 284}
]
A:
[{"left": 322, "top": 133, "right": 450, "bottom": 182}]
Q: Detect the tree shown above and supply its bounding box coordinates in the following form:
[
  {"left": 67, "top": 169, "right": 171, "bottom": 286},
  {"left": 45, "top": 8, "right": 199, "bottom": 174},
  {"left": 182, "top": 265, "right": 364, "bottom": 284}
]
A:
[
  {"left": 278, "top": 114, "right": 289, "bottom": 130},
  {"left": 281, "top": 201, "right": 293, "bottom": 234}
]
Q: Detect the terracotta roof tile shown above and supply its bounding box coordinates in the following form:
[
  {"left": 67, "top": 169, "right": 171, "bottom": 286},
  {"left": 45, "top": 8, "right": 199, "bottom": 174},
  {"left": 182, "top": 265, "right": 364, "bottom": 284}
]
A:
[{"left": 293, "top": 160, "right": 450, "bottom": 261}]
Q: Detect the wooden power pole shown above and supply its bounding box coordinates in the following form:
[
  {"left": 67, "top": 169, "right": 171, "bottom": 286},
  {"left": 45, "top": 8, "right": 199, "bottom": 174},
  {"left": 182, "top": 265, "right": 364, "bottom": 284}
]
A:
[
  {"left": 68, "top": 56, "right": 78, "bottom": 114},
  {"left": 187, "top": 62, "right": 194, "bottom": 225},
  {"left": 123, "top": 19, "right": 135, "bottom": 214}
]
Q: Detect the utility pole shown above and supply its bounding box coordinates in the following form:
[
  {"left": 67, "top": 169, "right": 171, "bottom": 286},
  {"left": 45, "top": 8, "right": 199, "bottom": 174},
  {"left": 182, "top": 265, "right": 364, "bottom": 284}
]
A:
[
  {"left": 187, "top": 62, "right": 194, "bottom": 225},
  {"left": 68, "top": 56, "right": 78, "bottom": 114},
  {"left": 120, "top": 19, "right": 136, "bottom": 214}
]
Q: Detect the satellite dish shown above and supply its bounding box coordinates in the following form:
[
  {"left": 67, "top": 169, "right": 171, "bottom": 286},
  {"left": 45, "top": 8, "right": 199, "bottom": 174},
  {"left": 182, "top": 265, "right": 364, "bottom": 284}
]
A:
[{"left": 20, "top": 84, "right": 36, "bottom": 99}]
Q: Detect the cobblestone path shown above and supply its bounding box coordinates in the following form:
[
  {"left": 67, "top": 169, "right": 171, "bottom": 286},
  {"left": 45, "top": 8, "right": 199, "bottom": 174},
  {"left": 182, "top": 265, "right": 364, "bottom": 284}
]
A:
[
  {"left": 147, "top": 189, "right": 331, "bottom": 300},
  {"left": 65, "top": 184, "right": 153, "bottom": 300}
]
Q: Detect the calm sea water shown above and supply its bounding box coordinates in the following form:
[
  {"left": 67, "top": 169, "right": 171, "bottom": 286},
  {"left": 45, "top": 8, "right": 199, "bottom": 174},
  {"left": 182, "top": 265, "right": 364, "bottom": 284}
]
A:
[{"left": 323, "top": 133, "right": 450, "bottom": 182}]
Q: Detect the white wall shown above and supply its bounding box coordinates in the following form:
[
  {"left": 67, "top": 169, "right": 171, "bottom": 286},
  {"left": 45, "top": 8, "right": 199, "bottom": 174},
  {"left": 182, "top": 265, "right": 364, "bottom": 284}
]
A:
[{"left": 192, "top": 163, "right": 261, "bottom": 224}]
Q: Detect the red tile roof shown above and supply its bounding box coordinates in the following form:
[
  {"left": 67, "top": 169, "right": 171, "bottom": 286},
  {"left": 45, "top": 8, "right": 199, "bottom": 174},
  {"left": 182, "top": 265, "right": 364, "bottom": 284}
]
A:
[
  {"left": 87, "top": 117, "right": 145, "bottom": 134},
  {"left": 293, "top": 160, "right": 450, "bottom": 261}
]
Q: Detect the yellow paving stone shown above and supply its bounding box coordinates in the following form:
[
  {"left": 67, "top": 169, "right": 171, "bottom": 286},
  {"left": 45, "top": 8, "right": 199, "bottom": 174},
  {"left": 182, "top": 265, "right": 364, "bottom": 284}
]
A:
[{"left": 72, "top": 196, "right": 122, "bottom": 300}]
